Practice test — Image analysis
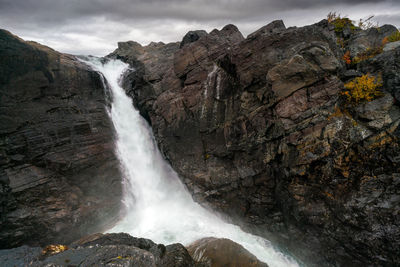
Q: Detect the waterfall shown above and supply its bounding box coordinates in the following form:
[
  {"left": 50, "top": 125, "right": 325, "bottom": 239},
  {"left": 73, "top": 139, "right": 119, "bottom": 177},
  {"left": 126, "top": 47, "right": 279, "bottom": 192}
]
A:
[{"left": 81, "top": 57, "right": 299, "bottom": 267}]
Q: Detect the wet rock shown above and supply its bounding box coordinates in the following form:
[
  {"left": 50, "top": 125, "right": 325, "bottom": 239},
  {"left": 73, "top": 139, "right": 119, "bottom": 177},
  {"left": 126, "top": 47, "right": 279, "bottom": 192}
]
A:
[
  {"left": 0, "top": 29, "right": 122, "bottom": 248},
  {"left": 70, "top": 233, "right": 166, "bottom": 259},
  {"left": 161, "top": 243, "right": 198, "bottom": 267},
  {"left": 1, "top": 233, "right": 199, "bottom": 267},
  {"left": 0, "top": 245, "right": 42, "bottom": 267},
  {"left": 187, "top": 237, "right": 268, "bottom": 267},
  {"left": 109, "top": 20, "right": 400, "bottom": 266},
  {"left": 37, "top": 245, "right": 158, "bottom": 267}
]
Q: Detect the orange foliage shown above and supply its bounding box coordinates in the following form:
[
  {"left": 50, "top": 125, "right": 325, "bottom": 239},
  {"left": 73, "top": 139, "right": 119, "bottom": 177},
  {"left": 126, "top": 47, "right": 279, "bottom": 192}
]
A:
[
  {"left": 342, "top": 51, "right": 351, "bottom": 64},
  {"left": 382, "top": 36, "right": 389, "bottom": 46},
  {"left": 341, "top": 74, "right": 383, "bottom": 103}
]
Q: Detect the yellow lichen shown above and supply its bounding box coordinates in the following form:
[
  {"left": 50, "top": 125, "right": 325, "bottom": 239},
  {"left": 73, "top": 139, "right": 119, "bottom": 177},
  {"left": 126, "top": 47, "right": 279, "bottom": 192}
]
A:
[
  {"left": 341, "top": 74, "right": 383, "bottom": 103},
  {"left": 368, "top": 134, "right": 393, "bottom": 149},
  {"left": 327, "top": 107, "right": 352, "bottom": 121}
]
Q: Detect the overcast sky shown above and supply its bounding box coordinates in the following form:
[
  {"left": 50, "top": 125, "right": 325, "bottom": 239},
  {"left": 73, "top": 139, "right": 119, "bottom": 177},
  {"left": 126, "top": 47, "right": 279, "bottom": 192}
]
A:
[{"left": 0, "top": 0, "right": 399, "bottom": 56}]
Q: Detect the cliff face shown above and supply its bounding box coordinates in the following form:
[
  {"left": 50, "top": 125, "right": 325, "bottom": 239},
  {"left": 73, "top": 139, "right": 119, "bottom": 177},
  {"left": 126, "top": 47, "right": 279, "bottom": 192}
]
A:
[
  {"left": 111, "top": 21, "right": 400, "bottom": 266},
  {"left": 0, "top": 30, "right": 122, "bottom": 248}
]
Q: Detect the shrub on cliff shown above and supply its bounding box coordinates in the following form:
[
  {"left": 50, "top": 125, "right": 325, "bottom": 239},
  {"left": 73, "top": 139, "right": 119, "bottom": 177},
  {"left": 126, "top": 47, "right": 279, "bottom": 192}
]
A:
[
  {"left": 357, "top": 15, "right": 379, "bottom": 30},
  {"left": 342, "top": 74, "right": 383, "bottom": 103},
  {"left": 342, "top": 51, "right": 351, "bottom": 65},
  {"left": 331, "top": 17, "right": 356, "bottom": 33},
  {"left": 385, "top": 30, "right": 400, "bottom": 43},
  {"left": 328, "top": 13, "right": 378, "bottom": 32}
]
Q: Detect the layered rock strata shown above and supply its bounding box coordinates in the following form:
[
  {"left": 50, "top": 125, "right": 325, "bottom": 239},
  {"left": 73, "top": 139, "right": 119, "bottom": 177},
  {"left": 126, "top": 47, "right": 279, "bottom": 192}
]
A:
[
  {"left": 0, "top": 30, "right": 122, "bottom": 248},
  {"left": 110, "top": 21, "right": 400, "bottom": 266}
]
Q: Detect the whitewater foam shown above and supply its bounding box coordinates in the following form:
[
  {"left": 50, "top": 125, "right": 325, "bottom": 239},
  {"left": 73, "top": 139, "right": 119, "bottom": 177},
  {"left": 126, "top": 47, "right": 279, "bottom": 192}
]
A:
[{"left": 81, "top": 57, "right": 300, "bottom": 267}]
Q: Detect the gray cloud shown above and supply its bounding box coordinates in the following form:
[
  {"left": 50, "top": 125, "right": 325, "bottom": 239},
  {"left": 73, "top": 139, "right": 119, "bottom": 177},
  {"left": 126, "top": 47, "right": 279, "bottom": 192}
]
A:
[{"left": 0, "top": 0, "right": 399, "bottom": 55}]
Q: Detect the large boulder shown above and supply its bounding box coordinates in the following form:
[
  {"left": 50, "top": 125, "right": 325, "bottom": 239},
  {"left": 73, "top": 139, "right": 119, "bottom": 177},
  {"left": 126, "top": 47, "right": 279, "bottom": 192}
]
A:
[
  {"left": 187, "top": 237, "right": 268, "bottom": 267},
  {"left": 0, "top": 30, "right": 122, "bottom": 248}
]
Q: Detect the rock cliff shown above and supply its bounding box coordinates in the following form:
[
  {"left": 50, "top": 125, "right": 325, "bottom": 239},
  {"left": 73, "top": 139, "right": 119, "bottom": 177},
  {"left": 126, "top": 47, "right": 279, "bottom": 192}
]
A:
[
  {"left": 0, "top": 30, "right": 122, "bottom": 248},
  {"left": 110, "top": 20, "right": 400, "bottom": 266}
]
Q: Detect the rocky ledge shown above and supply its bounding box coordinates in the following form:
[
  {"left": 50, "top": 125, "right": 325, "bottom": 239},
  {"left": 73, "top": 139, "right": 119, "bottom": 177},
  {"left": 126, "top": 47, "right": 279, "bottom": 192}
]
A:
[
  {"left": 110, "top": 20, "right": 400, "bottom": 266},
  {"left": 0, "top": 233, "right": 266, "bottom": 267},
  {"left": 0, "top": 30, "right": 122, "bottom": 248}
]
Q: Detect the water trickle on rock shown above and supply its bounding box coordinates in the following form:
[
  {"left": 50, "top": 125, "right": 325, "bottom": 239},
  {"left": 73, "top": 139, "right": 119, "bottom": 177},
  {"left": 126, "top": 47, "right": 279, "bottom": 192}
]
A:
[{"left": 81, "top": 57, "right": 299, "bottom": 267}]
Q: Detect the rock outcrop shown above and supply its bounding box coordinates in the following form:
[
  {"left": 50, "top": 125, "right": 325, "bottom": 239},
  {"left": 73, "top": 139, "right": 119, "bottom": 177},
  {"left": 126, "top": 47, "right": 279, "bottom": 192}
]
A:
[
  {"left": 110, "top": 20, "right": 400, "bottom": 266},
  {"left": 187, "top": 237, "right": 268, "bottom": 267},
  {"left": 0, "top": 30, "right": 122, "bottom": 248},
  {"left": 0, "top": 233, "right": 251, "bottom": 266}
]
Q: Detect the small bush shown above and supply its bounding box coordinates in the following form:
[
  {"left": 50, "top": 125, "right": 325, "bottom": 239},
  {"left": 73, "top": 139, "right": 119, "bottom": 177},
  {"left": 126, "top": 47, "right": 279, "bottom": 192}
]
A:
[
  {"left": 326, "top": 12, "right": 356, "bottom": 33},
  {"left": 333, "top": 18, "right": 356, "bottom": 33},
  {"left": 327, "top": 12, "right": 339, "bottom": 23},
  {"left": 342, "top": 74, "right": 383, "bottom": 103},
  {"left": 357, "top": 16, "right": 379, "bottom": 30},
  {"left": 387, "top": 30, "right": 400, "bottom": 42},
  {"left": 343, "top": 51, "right": 351, "bottom": 64}
]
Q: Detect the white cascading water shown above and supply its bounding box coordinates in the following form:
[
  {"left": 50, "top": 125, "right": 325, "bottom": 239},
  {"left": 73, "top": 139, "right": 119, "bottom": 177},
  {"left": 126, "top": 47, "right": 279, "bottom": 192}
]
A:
[{"left": 82, "top": 57, "right": 299, "bottom": 267}]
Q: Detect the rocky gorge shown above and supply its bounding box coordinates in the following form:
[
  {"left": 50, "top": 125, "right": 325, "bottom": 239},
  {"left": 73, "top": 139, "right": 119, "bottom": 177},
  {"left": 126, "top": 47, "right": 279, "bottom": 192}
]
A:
[
  {"left": 110, "top": 19, "right": 400, "bottom": 266},
  {"left": 0, "top": 17, "right": 400, "bottom": 266}
]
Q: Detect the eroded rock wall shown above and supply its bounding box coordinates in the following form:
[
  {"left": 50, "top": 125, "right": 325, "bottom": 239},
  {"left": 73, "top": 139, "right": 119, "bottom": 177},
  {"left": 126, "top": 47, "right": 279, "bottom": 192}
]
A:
[
  {"left": 111, "top": 20, "right": 400, "bottom": 266},
  {"left": 0, "top": 30, "right": 122, "bottom": 248}
]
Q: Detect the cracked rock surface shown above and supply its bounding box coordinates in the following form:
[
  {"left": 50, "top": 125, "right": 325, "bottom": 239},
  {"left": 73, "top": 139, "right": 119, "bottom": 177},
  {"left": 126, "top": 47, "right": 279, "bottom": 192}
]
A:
[
  {"left": 0, "top": 30, "right": 122, "bottom": 248},
  {"left": 110, "top": 20, "right": 400, "bottom": 266}
]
